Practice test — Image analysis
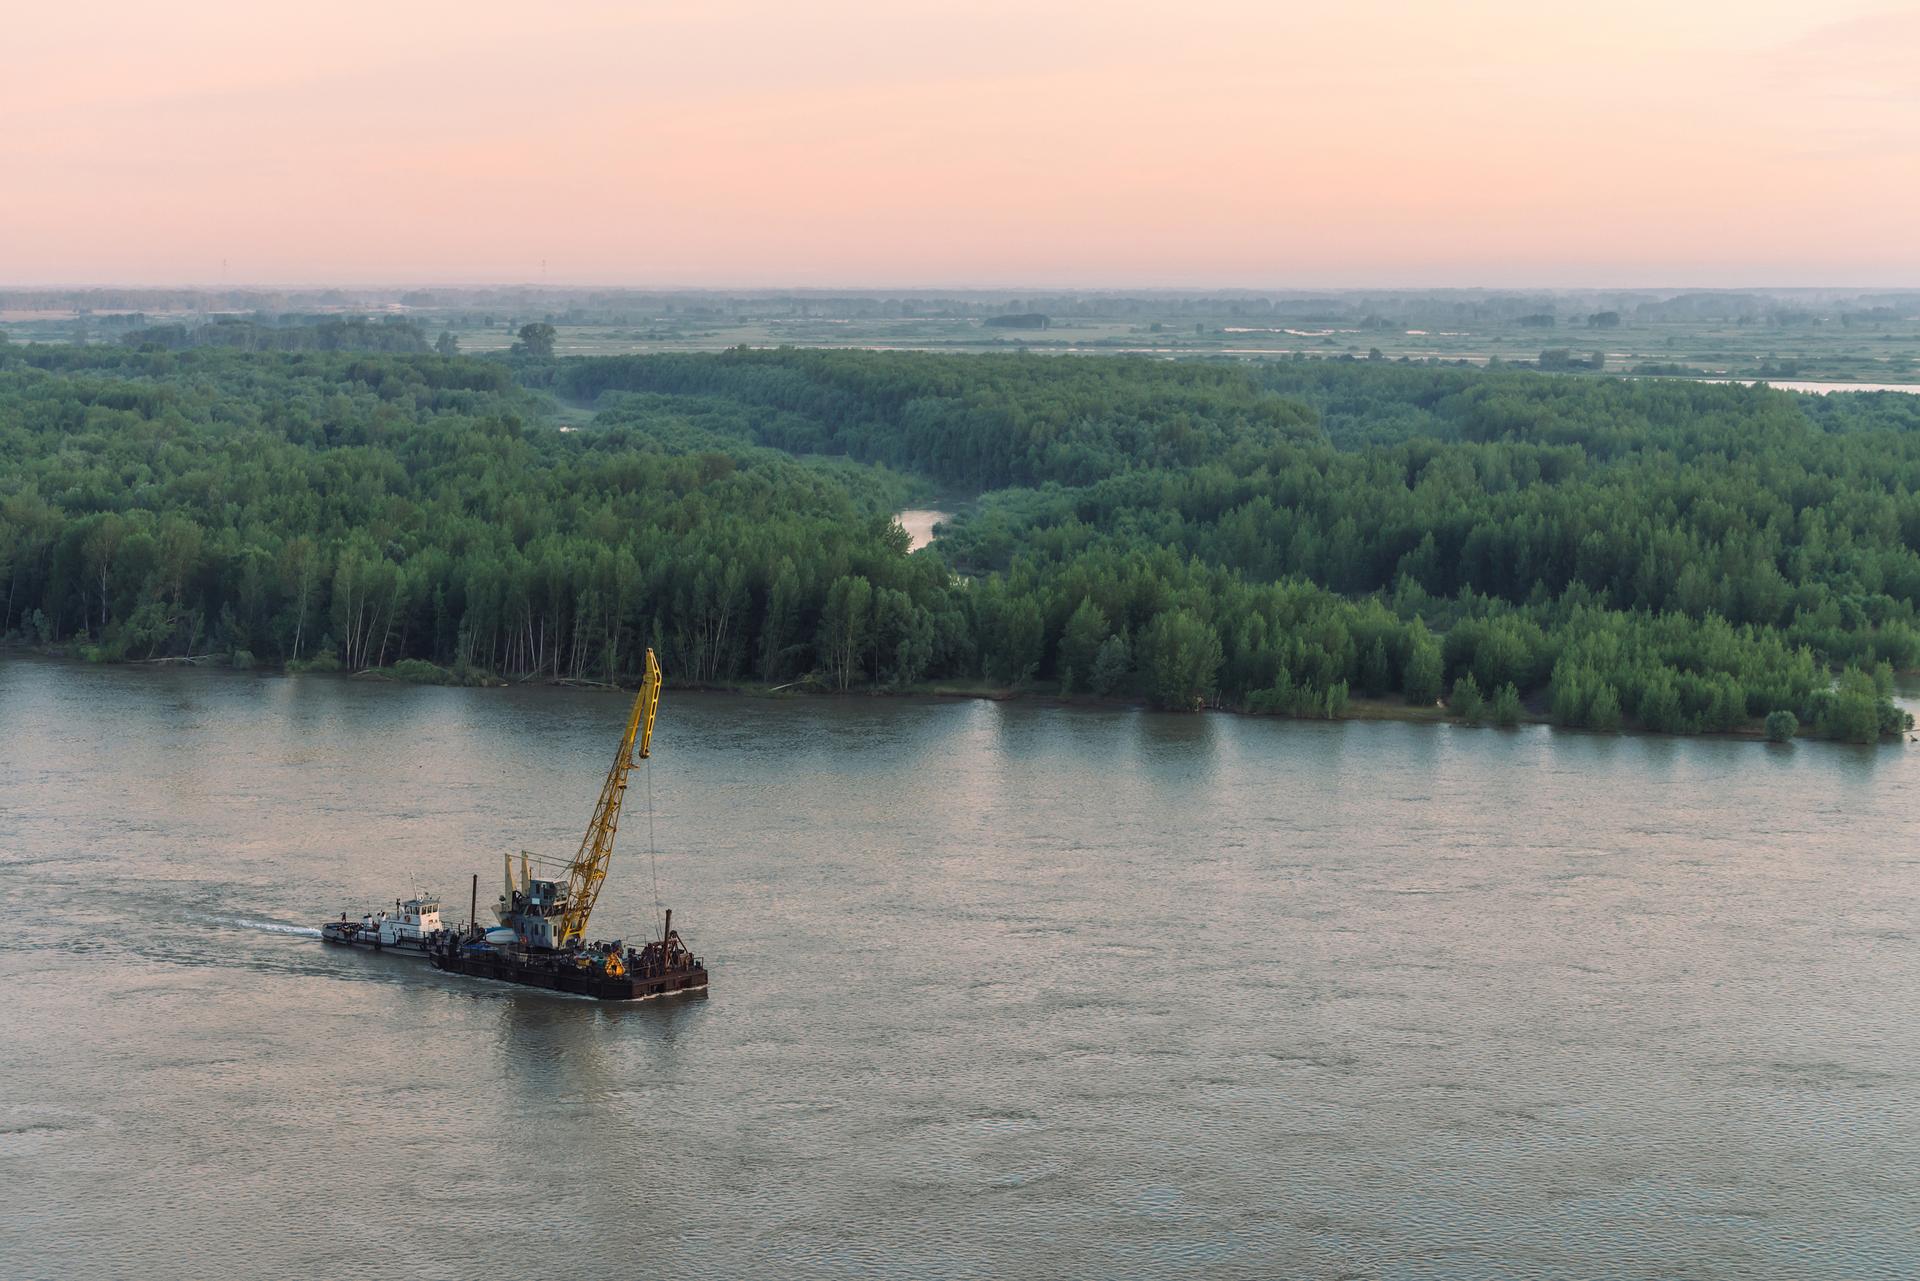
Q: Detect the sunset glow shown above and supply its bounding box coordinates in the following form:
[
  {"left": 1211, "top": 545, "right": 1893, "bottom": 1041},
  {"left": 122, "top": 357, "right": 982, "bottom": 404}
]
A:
[{"left": 8, "top": 0, "right": 1919, "bottom": 286}]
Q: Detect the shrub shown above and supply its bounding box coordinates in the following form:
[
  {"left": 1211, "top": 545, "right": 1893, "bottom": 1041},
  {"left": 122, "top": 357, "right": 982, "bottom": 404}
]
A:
[
  {"left": 390, "top": 659, "right": 456, "bottom": 685},
  {"left": 1450, "top": 673, "right": 1484, "bottom": 724},
  {"left": 287, "top": 652, "right": 342, "bottom": 674}
]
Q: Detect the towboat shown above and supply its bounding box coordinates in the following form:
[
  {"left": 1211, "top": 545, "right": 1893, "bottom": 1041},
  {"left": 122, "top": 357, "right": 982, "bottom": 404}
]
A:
[{"left": 320, "top": 895, "right": 443, "bottom": 956}]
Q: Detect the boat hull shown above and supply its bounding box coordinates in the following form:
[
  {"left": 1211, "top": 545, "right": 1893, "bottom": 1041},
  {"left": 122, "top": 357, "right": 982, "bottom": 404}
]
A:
[
  {"left": 431, "top": 948, "right": 709, "bottom": 1001},
  {"left": 320, "top": 922, "right": 432, "bottom": 955}
]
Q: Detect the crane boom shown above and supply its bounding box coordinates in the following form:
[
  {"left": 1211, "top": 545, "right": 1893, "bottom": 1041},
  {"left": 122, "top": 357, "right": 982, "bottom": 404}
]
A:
[{"left": 556, "top": 648, "right": 661, "bottom": 947}]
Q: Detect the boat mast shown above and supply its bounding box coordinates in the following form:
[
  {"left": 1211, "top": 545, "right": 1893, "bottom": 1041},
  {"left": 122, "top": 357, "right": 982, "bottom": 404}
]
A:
[{"left": 556, "top": 648, "right": 661, "bottom": 947}]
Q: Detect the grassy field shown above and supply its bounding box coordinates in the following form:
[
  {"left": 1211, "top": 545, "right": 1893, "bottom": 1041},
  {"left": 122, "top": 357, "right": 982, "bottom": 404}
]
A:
[
  {"left": 441, "top": 312, "right": 1920, "bottom": 383},
  {"left": 8, "top": 289, "right": 1920, "bottom": 384}
]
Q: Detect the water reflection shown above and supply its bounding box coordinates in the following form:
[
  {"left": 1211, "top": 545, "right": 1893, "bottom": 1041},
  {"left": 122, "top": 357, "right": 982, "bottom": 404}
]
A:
[{"left": 5, "top": 657, "right": 1920, "bottom": 1279}]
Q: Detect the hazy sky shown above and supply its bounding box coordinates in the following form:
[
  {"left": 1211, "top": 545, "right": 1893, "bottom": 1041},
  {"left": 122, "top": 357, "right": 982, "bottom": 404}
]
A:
[{"left": 8, "top": 1, "right": 1918, "bottom": 288}]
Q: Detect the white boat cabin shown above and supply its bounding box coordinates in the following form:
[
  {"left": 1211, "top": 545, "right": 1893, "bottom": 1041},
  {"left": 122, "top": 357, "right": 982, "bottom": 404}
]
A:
[{"left": 357, "top": 896, "right": 443, "bottom": 947}]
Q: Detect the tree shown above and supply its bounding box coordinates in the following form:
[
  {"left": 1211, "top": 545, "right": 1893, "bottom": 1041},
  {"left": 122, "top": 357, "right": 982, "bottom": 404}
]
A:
[
  {"left": 1402, "top": 621, "right": 1443, "bottom": 705},
  {"left": 1360, "top": 637, "right": 1392, "bottom": 697},
  {"left": 817, "top": 575, "right": 872, "bottom": 691},
  {"left": 513, "top": 323, "right": 557, "bottom": 358},
  {"left": 759, "top": 560, "right": 803, "bottom": 682},
  {"left": 277, "top": 536, "right": 322, "bottom": 662},
  {"left": 1089, "top": 632, "right": 1131, "bottom": 695},
  {"left": 1491, "top": 681, "right": 1523, "bottom": 727},
  {"left": 1057, "top": 597, "right": 1110, "bottom": 694},
  {"left": 1549, "top": 662, "right": 1590, "bottom": 726},
  {"left": 152, "top": 515, "right": 205, "bottom": 653},
  {"left": 81, "top": 513, "right": 128, "bottom": 640},
  {"left": 1816, "top": 668, "right": 1884, "bottom": 744},
  {"left": 1589, "top": 684, "right": 1623, "bottom": 732},
  {"left": 1673, "top": 563, "right": 1716, "bottom": 617},
  {"left": 1637, "top": 671, "right": 1685, "bottom": 734},
  {"left": 1138, "top": 609, "right": 1222, "bottom": 710},
  {"left": 872, "top": 587, "right": 932, "bottom": 688},
  {"left": 1321, "top": 680, "right": 1350, "bottom": 718},
  {"left": 1764, "top": 709, "right": 1798, "bottom": 742},
  {"left": 435, "top": 331, "right": 460, "bottom": 357},
  {"left": 980, "top": 588, "right": 1044, "bottom": 686}
]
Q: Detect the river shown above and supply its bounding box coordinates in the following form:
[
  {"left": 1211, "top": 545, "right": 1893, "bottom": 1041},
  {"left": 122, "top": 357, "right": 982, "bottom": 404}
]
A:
[
  {"left": 3, "top": 658, "right": 1917, "bottom": 1279},
  {"left": 896, "top": 508, "right": 950, "bottom": 552},
  {"left": 1699, "top": 378, "right": 1920, "bottom": 395}
]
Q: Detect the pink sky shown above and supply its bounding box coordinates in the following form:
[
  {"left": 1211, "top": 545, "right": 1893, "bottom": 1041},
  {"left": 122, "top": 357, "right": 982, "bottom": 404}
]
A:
[{"left": 7, "top": 0, "right": 1919, "bottom": 288}]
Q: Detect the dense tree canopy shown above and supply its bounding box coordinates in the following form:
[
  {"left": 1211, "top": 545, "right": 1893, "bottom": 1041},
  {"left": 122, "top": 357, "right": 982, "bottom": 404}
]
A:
[
  {"left": 550, "top": 348, "right": 1319, "bottom": 489},
  {"left": 2, "top": 344, "right": 1914, "bottom": 741},
  {"left": 0, "top": 348, "right": 957, "bottom": 692}
]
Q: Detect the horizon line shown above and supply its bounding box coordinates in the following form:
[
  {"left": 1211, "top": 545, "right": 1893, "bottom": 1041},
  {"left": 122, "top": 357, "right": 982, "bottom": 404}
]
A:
[{"left": 8, "top": 281, "right": 1920, "bottom": 297}]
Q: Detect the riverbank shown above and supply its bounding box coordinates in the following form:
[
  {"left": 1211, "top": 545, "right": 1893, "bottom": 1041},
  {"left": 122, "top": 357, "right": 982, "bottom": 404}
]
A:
[{"left": 6, "top": 646, "right": 1878, "bottom": 745}]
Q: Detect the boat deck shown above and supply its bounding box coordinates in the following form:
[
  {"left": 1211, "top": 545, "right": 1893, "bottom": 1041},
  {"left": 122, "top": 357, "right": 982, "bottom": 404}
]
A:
[{"left": 430, "top": 941, "right": 708, "bottom": 1000}]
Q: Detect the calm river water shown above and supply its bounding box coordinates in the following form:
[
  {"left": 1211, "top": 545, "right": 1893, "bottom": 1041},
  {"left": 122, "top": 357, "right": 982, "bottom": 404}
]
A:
[{"left": 3, "top": 658, "right": 1918, "bottom": 1280}]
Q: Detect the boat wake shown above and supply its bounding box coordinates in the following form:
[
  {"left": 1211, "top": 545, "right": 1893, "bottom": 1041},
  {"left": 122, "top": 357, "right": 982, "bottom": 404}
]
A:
[{"left": 219, "top": 917, "right": 323, "bottom": 939}]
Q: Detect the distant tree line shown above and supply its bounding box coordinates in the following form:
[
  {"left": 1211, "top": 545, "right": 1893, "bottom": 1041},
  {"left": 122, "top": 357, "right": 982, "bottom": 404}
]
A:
[{"left": 120, "top": 315, "right": 435, "bottom": 354}]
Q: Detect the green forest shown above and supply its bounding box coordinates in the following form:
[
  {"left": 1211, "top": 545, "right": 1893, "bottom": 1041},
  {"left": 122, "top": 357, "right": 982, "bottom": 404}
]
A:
[{"left": 3, "top": 338, "right": 1917, "bottom": 742}]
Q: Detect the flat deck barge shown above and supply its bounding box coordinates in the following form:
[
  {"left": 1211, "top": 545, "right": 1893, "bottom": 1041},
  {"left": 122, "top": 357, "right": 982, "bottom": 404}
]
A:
[{"left": 428, "top": 921, "right": 707, "bottom": 1001}]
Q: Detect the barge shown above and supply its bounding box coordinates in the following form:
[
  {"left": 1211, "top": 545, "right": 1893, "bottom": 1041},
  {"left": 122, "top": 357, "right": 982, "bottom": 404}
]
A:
[
  {"left": 428, "top": 909, "right": 707, "bottom": 1000},
  {"left": 427, "top": 647, "right": 709, "bottom": 1002}
]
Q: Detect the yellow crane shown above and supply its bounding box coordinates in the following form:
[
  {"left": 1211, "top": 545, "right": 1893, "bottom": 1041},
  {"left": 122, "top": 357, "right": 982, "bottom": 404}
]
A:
[
  {"left": 554, "top": 647, "right": 662, "bottom": 947},
  {"left": 431, "top": 643, "right": 705, "bottom": 998},
  {"left": 490, "top": 649, "right": 664, "bottom": 951}
]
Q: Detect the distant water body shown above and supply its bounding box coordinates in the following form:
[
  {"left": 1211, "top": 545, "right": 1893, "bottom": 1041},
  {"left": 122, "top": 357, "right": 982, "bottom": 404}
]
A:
[
  {"left": 4, "top": 658, "right": 1918, "bottom": 1279},
  {"left": 1700, "top": 378, "right": 1920, "bottom": 395},
  {"left": 896, "top": 508, "right": 950, "bottom": 552}
]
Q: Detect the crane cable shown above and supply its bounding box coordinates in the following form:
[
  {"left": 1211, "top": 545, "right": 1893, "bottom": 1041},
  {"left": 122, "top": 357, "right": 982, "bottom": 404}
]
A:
[{"left": 645, "top": 753, "right": 662, "bottom": 940}]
